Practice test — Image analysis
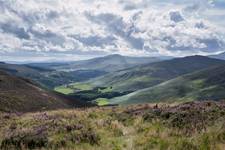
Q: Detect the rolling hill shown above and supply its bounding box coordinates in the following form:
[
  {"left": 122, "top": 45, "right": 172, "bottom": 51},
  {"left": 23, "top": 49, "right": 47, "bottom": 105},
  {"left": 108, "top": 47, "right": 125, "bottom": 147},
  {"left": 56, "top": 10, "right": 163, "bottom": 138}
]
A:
[
  {"left": 1, "top": 54, "right": 160, "bottom": 88},
  {"left": 0, "top": 71, "right": 87, "bottom": 112},
  {"left": 0, "top": 62, "right": 107, "bottom": 88},
  {"left": 0, "top": 62, "right": 48, "bottom": 76},
  {"left": 88, "top": 56, "right": 225, "bottom": 92},
  {"left": 111, "top": 64, "right": 225, "bottom": 104},
  {"left": 30, "top": 54, "right": 161, "bottom": 72}
]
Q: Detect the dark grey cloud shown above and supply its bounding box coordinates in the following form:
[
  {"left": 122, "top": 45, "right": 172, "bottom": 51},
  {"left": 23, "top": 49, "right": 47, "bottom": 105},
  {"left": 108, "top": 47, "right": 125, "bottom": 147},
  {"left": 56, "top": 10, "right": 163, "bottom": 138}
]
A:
[
  {"left": 166, "top": 37, "right": 224, "bottom": 53},
  {"left": 169, "top": 11, "right": 184, "bottom": 22},
  {"left": 30, "top": 29, "right": 66, "bottom": 46},
  {"left": 0, "top": 22, "right": 30, "bottom": 39},
  {"left": 199, "top": 38, "right": 223, "bottom": 51},
  {"left": 195, "top": 22, "right": 207, "bottom": 29},
  {"left": 85, "top": 12, "right": 144, "bottom": 49},
  {"left": 71, "top": 35, "right": 116, "bottom": 47}
]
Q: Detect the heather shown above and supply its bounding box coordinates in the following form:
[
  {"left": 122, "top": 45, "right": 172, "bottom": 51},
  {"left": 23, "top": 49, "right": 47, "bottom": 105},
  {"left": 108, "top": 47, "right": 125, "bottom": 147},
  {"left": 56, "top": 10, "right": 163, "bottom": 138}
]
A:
[{"left": 1, "top": 101, "right": 225, "bottom": 150}]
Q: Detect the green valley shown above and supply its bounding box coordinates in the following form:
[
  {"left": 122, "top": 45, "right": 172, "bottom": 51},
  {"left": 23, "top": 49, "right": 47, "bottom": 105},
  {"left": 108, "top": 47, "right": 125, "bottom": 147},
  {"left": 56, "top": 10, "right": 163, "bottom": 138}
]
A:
[
  {"left": 1, "top": 1, "right": 225, "bottom": 149},
  {"left": 55, "top": 56, "right": 225, "bottom": 105}
]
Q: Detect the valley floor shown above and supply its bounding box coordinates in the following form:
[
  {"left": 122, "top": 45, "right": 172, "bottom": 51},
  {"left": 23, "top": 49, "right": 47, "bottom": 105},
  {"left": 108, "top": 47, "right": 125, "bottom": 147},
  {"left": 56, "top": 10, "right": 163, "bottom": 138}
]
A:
[{"left": 1, "top": 101, "right": 225, "bottom": 150}]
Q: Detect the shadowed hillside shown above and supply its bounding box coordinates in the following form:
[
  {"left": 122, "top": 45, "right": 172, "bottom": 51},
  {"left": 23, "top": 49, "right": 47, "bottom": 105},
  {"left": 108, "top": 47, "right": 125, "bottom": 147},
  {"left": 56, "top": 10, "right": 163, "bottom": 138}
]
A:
[
  {"left": 112, "top": 64, "right": 225, "bottom": 104},
  {"left": 0, "top": 71, "right": 88, "bottom": 112},
  {"left": 88, "top": 56, "right": 225, "bottom": 92},
  {"left": 0, "top": 62, "right": 107, "bottom": 88}
]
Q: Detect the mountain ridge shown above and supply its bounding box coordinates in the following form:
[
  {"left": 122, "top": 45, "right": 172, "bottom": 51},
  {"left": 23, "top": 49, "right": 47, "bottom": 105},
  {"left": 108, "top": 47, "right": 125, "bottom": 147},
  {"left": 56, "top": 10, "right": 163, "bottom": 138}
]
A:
[
  {"left": 31, "top": 54, "right": 161, "bottom": 72},
  {"left": 111, "top": 64, "right": 225, "bottom": 104},
  {"left": 87, "top": 55, "right": 225, "bottom": 92}
]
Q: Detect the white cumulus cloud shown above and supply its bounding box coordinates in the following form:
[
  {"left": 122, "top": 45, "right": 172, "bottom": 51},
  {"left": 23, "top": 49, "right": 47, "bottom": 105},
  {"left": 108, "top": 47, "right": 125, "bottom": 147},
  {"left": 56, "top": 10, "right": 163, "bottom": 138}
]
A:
[{"left": 0, "top": 0, "right": 225, "bottom": 61}]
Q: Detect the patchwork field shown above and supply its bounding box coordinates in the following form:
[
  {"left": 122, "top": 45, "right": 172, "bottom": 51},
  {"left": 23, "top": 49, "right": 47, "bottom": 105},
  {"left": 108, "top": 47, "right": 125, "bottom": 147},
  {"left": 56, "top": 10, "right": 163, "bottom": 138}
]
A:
[
  {"left": 54, "top": 83, "right": 93, "bottom": 95},
  {"left": 54, "top": 83, "right": 126, "bottom": 106}
]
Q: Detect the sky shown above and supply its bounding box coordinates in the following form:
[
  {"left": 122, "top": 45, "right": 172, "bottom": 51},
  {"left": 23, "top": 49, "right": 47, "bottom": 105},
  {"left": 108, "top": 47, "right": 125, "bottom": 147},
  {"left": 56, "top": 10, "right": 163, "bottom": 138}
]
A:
[{"left": 0, "top": 0, "right": 225, "bottom": 62}]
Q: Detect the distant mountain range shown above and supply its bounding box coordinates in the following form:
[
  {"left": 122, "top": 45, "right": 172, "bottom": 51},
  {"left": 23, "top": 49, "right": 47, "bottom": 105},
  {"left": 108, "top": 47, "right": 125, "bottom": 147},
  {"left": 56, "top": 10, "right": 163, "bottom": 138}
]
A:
[{"left": 0, "top": 71, "right": 88, "bottom": 112}]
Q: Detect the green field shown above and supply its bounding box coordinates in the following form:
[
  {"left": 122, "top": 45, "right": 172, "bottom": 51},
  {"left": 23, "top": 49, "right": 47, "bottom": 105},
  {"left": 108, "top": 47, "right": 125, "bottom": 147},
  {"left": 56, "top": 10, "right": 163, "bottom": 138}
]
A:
[
  {"left": 54, "top": 86, "right": 74, "bottom": 94},
  {"left": 54, "top": 83, "right": 93, "bottom": 95},
  {"left": 95, "top": 98, "right": 109, "bottom": 106},
  {"left": 69, "top": 83, "right": 93, "bottom": 91}
]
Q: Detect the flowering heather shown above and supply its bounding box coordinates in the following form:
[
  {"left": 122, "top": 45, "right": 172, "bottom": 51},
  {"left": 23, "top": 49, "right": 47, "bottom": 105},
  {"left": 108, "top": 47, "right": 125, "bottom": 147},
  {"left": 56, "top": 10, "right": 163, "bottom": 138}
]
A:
[{"left": 0, "top": 101, "right": 225, "bottom": 149}]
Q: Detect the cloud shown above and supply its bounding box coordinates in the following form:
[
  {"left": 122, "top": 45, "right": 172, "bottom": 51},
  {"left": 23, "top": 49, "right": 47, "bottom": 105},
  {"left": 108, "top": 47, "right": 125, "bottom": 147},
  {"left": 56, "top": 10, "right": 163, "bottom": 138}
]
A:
[
  {"left": 71, "top": 35, "right": 116, "bottom": 47},
  {"left": 0, "top": 22, "right": 30, "bottom": 39},
  {"left": 169, "top": 11, "right": 184, "bottom": 22},
  {"left": 0, "top": 0, "right": 224, "bottom": 61}
]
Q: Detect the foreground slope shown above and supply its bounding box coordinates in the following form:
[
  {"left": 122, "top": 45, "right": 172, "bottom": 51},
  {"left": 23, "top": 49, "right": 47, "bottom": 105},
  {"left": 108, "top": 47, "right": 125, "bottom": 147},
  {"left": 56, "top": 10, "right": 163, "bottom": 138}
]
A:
[
  {"left": 113, "top": 64, "right": 225, "bottom": 104},
  {"left": 0, "top": 71, "right": 85, "bottom": 112},
  {"left": 1, "top": 101, "right": 225, "bottom": 150},
  {"left": 89, "top": 56, "right": 225, "bottom": 92}
]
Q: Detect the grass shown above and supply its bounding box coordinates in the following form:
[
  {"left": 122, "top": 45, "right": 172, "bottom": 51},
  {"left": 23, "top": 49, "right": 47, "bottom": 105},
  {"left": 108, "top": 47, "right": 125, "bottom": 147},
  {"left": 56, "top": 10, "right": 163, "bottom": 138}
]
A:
[
  {"left": 69, "top": 83, "right": 93, "bottom": 91},
  {"left": 0, "top": 101, "right": 225, "bottom": 150},
  {"left": 95, "top": 98, "right": 109, "bottom": 106},
  {"left": 54, "top": 86, "right": 74, "bottom": 94},
  {"left": 112, "top": 65, "right": 225, "bottom": 105},
  {"left": 54, "top": 83, "right": 93, "bottom": 94}
]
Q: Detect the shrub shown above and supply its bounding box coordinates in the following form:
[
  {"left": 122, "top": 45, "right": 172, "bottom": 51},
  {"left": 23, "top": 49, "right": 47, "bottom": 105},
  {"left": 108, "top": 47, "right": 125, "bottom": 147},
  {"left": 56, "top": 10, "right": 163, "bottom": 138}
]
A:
[
  {"left": 142, "top": 137, "right": 169, "bottom": 150},
  {"left": 1, "top": 132, "right": 48, "bottom": 149},
  {"left": 68, "top": 129, "right": 100, "bottom": 145},
  {"left": 217, "top": 131, "right": 225, "bottom": 143},
  {"left": 174, "top": 139, "right": 198, "bottom": 150}
]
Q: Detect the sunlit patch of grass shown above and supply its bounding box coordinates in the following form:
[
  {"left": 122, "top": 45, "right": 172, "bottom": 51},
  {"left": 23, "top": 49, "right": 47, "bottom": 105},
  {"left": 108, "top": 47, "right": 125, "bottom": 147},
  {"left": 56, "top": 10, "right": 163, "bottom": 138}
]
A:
[
  {"left": 54, "top": 82, "right": 93, "bottom": 94},
  {"left": 54, "top": 86, "right": 74, "bottom": 94},
  {"left": 69, "top": 83, "right": 92, "bottom": 91},
  {"left": 95, "top": 98, "right": 109, "bottom": 106}
]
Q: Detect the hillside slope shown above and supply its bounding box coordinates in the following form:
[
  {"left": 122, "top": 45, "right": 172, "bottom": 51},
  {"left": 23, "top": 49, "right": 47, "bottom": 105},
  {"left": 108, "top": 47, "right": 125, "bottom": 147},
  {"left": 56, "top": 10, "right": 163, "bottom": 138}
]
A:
[
  {"left": 1, "top": 101, "right": 225, "bottom": 149},
  {"left": 0, "top": 71, "right": 85, "bottom": 112},
  {"left": 112, "top": 65, "right": 225, "bottom": 104},
  {"left": 0, "top": 62, "right": 107, "bottom": 88},
  {"left": 89, "top": 56, "right": 225, "bottom": 92}
]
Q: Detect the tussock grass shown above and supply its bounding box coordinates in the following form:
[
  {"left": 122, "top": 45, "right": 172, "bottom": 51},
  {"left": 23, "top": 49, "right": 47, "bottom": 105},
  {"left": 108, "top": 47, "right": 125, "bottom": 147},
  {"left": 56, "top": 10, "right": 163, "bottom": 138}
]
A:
[{"left": 0, "top": 101, "right": 225, "bottom": 150}]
